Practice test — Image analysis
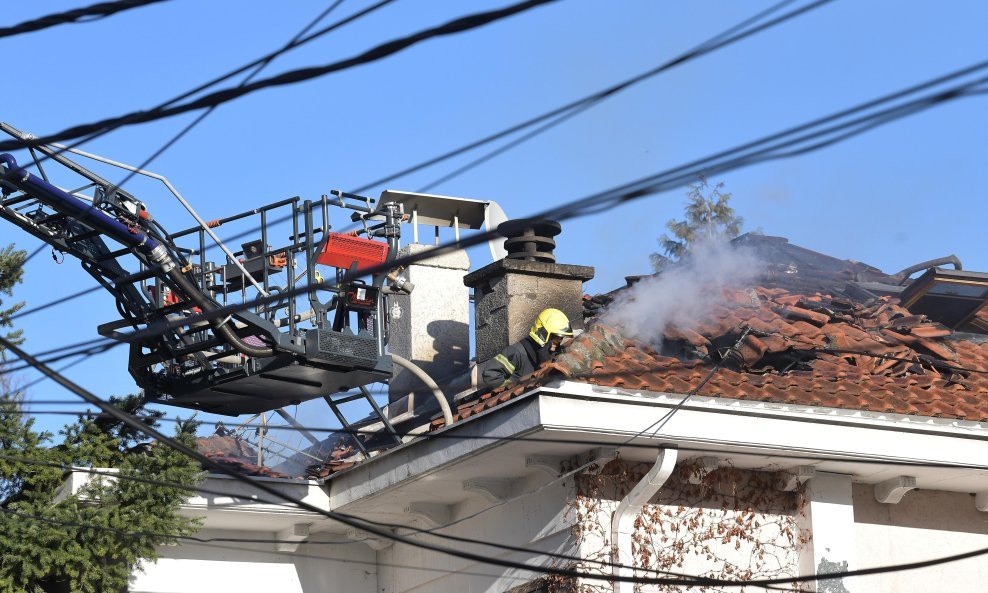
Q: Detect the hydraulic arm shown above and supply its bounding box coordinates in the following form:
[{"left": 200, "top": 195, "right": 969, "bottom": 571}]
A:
[{"left": 0, "top": 125, "right": 402, "bottom": 417}]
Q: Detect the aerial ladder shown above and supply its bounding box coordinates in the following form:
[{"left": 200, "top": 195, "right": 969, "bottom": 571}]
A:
[{"left": 0, "top": 123, "right": 504, "bottom": 456}]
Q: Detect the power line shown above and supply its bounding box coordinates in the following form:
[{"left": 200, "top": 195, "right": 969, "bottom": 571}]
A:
[
  {"left": 0, "top": 454, "right": 696, "bottom": 581},
  {"left": 0, "top": 339, "right": 117, "bottom": 376},
  {"left": 10, "top": 403, "right": 988, "bottom": 468},
  {"left": 1, "top": 0, "right": 826, "bottom": 355},
  {"left": 27, "top": 0, "right": 398, "bottom": 171},
  {"left": 8, "top": 61, "right": 988, "bottom": 403},
  {"left": 10, "top": 440, "right": 988, "bottom": 588},
  {"left": 0, "top": 0, "right": 558, "bottom": 152},
  {"left": 6, "top": 1, "right": 394, "bottom": 319},
  {"left": 0, "top": 335, "right": 739, "bottom": 588},
  {"left": 109, "top": 0, "right": 349, "bottom": 191},
  {"left": 27, "top": 499, "right": 971, "bottom": 593},
  {"left": 100, "top": 65, "right": 988, "bottom": 349},
  {"left": 4, "top": 346, "right": 988, "bottom": 588},
  {"left": 0, "top": 507, "right": 563, "bottom": 584},
  {"left": 5, "top": 12, "right": 982, "bottom": 375},
  {"left": 0, "top": 0, "right": 170, "bottom": 40},
  {"left": 11, "top": 325, "right": 988, "bottom": 584},
  {"left": 0, "top": 0, "right": 827, "bottom": 322},
  {"left": 409, "top": 0, "right": 830, "bottom": 193},
  {"left": 21, "top": 244, "right": 47, "bottom": 264},
  {"left": 7, "top": 323, "right": 988, "bottom": 586}
]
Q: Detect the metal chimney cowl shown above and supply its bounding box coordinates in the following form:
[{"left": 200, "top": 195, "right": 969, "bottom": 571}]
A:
[
  {"left": 464, "top": 219, "right": 595, "bottom": 364},
  {"left": 388, "top": 243, "right": 471, "bottom": 406}
]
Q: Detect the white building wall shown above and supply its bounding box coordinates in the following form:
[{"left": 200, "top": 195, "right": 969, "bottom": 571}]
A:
[
  {"left": 851, "top": 485, "right": 988, "bottom": 592},
  {"left": 131, "top": 529, "right": 378, "bottom": 593}
]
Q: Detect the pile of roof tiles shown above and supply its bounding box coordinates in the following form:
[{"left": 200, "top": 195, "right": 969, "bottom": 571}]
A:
[
  {"left": 438, "top": 286, "right": 988, "bottom": 427},
  {"left": 303, "top": 438, "right": 357, "bottom": 479},
  {"left": 196, "top": 432, "right": 292, "bottom": 479}
]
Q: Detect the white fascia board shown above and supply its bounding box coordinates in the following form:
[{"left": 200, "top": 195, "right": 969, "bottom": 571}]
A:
[
  {"left": 53, "top": 468, "right": 119, "bottom": 504},
  {"left": 538, "top": 381, "right": 988, "bottom": 473},
  {"left": 179, "top": 474, "right": 330, "bottom": 530},
  {"left": 544, "top": 380, "right": 988, "bottom": 438},
  {"left": 547, "top": 380, "right": 987, "bottom": 436},
  {"left": 52, "top": 469, "right": 329, "bottom": 530}
]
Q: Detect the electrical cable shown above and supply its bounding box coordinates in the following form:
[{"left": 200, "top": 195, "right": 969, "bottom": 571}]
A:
[
  {"left": 0, "top": 0, "right": 170, "bottom": 40},
  {"left": 3, "top": 24, "right": 984, "bottom": 585},
  {"left": 0, "top": 507, "right": 562, "bottom": 585},
  {"left": 0, "top": 339, "right": 117, "bottom": 376},
  {"left": 0, "top": 0, "right": 829, "bottom": 321},
  {"left": 9, "top": 404, "right": 988, "bottom": 468},
  {"left": 9, "top": 284, "right": 100, "bottom": 321},
  {"left": 0, "top": 0, "right": 558, "bottom": 152},
  {"left": 98, "top": 70, "right": 988, "bottom": 350},
  {"left": 0, "top": 335, "right": 738, "bottom": 588},
  {"left": 8, "top": 430, "right": 985, "bottom": 590},
  {"left": 9, "top": 320, "right": 988, "bottom": 579},
  {"left": 22, "top": 0, "right": 398, "bottom": 174},
  {"left": 0, "top": 0, "right": 785, "bottom": 319},
  {"left": 0, "top": 7, "right": 976, "bottom": 339},
  {"left": 413, "top": 0, "right": 827, "bottom": 192},
  {"left": 108, "top": 0, "right": 349, "bottom": 192},
  {"left": 11, "top": 322, "right": 988, "bottom": 580},
  {"left": 6, "top": 340, "right": 988, "bottom": 588},
  {"left": 0, "top": 453, "right": 698, "bottom": 581},
  {"left": 8, "top": 62, "right": 988, "bottom": 414},
  {"left": 356, "top": 0, "right": 828, "bottom": 193},
  {"left": 21, "top": 244, "right": 47, "bottom": 264}
]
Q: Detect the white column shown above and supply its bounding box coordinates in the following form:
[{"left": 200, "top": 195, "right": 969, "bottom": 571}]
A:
[{"left": 802, "top": 472, "right": 856, "bottom": 592}]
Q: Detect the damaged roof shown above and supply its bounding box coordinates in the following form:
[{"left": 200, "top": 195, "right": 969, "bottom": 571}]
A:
[
  {"left": 443, "top": 289, "right": 988, "bottom": 427},
  {"left": 204, "top": 235, "right": 988, "bottom": 479},
  {"left": 437, "top": 236, "right": 988, "bottom": 427}
]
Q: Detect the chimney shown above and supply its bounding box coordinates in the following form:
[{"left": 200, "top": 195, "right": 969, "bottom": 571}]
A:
[
  {"left": 464, "top": 219, "right": 594, "bottom": 363},
  {"left": 388, "top": 243, "right": 471, "bottom": 406}
]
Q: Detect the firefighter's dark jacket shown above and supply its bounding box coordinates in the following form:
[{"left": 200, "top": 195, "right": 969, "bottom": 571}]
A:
[{"left": 478, "top": 336, "right": 548, "bottom": 391}]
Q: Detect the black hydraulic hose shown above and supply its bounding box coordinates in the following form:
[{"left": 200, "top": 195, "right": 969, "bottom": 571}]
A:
[{"left": 165, "top": 267, "right": 275, "bottom": 358}]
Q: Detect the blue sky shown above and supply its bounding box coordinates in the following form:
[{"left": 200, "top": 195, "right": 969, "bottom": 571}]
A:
[{"left": 4, "top": 0, "right": 988, "bottom": 444}]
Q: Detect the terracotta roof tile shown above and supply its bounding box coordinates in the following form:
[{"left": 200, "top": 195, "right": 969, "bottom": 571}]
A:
[
  {"left": 313, "top": 273, "right": 988, "bottom": 479},
  {"left": 453, "top": 286, "right": 988, "bottom": 425}
]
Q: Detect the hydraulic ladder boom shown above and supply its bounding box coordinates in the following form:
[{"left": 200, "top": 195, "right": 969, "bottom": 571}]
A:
[{"left": 0, "top": 128, "right": 400, "bottom": 419}]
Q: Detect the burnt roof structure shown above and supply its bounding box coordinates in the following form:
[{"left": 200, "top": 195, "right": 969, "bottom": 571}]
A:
[{"left": 201, "top": 235, "right": 988, "bottom": 480}]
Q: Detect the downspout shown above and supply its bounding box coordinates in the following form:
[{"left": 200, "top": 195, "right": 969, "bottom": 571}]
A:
[{"left": 610, "top": 448, "right": 678, "bottom": 593}]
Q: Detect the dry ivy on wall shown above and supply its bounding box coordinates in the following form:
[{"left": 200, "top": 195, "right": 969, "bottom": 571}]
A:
[{"left": 549, "top": 459, "right": 809, "bottom": 593}]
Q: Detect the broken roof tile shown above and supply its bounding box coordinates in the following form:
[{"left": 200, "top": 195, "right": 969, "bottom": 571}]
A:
[{"left": 781, "top": 305, "right": 831, "bottom": 326}]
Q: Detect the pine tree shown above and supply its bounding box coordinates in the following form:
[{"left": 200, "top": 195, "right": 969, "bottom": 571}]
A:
[
  {"left": 651, "top": 177, "right": 744, "bottom": 271},
  {"left": 0, "top": 393, "right": 203, "bottom": 593},
  {"left": 0, "top": 244, "right": 26, "bottom": 349},
  {"left": 0, "top": 242, "right": 203, "bottom": 592}
]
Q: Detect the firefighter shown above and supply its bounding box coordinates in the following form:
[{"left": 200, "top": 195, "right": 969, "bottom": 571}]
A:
[{"left": 478, "top": 308, "right": 574, "bottom": 391}]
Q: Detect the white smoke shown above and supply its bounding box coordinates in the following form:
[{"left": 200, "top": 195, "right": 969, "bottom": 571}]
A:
[{"left": 601, "top": 239, "right": 759, "bottom": 345}]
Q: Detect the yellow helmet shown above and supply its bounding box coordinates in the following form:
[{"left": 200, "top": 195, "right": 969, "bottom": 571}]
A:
[{"left": 529, "top": 308, "right": 573, "bottom": 346}]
